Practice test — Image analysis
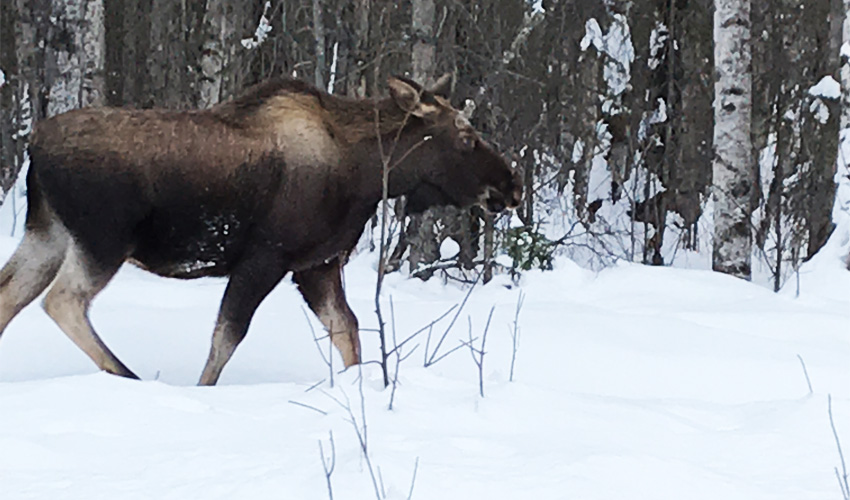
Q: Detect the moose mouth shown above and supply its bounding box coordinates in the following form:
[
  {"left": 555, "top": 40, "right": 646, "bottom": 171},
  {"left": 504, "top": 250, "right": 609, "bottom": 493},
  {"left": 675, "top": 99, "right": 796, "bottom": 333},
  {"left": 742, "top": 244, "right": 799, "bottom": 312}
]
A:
[
  {"left": 405, "top": 182, "right": 518, "bottom": 215},
  {"left": 478, "top": 186, "right": 520, "bottom": 214},
  {"left": 405, "top": 181, "right": 457, "bottom": 215},
  {"left": 485, "top": 197, "right": 506, "bottom": 213}
]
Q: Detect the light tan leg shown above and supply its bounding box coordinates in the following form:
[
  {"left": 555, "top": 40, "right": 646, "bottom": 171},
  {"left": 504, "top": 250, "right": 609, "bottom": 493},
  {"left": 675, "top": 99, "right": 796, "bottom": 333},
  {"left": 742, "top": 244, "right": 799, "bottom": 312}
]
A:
[
  {"left": 295, "top": 258, "right": 361, "bottom": 367},
  {"left": 198, "top": 246, "right": 288, "bottom": 386},
  {"left": 0, "top": 223, "right": 69, "bottom": 335},
  {"left": 42, "top": 241, "right": 137, "bottom": 378}
]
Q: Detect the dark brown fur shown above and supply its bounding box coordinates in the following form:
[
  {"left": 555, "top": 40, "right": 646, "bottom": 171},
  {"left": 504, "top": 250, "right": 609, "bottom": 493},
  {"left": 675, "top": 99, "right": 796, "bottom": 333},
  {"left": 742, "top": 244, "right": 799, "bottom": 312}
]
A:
[{"left": 0, "top": 76, "right": 522, "bottom": 384}]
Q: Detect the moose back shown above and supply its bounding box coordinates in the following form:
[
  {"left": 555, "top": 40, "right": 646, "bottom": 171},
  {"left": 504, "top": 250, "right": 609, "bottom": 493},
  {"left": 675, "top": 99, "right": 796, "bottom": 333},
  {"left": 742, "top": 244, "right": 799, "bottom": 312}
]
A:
[{"left": 0, "top": 75, "right": 521, "bottom": 385}]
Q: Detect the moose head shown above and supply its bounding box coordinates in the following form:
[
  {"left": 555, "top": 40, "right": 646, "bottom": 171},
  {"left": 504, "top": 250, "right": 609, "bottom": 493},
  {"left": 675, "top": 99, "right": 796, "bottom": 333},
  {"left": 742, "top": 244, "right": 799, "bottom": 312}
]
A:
[{"left": 381, "top": 75, "right": 523, "bottom": 216}]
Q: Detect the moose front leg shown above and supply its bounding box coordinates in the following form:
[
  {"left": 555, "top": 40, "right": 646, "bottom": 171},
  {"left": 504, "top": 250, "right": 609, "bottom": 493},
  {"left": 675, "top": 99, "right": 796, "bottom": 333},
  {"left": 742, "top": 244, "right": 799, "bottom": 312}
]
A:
[
  {"left": 198, "top": 247, "right": 288, "bottom": 386},
  {"left": 294, "top": 257, "right": 361, "bottom": 367}
]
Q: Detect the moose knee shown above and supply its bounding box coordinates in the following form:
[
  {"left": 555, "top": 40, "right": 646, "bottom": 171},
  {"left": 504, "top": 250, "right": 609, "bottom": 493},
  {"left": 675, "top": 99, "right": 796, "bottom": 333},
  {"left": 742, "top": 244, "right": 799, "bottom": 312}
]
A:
[{"left": 42, "top": 287, "right": 80, "bottom": 320}]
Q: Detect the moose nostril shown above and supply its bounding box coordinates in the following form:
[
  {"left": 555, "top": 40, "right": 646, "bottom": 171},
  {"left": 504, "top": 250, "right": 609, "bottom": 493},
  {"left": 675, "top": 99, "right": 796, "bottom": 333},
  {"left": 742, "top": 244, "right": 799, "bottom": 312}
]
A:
[
  {"left": 487, "top": 199, "right": 506, "bottom": 213},
  {"left": 506, "top": 190, "right": 521, "bottom": 209}
]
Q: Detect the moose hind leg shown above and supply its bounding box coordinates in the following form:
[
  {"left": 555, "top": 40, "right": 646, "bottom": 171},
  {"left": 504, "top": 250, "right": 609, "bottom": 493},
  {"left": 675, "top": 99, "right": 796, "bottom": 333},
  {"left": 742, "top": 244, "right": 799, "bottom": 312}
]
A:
[
  {"left": 294, "top": 258, "right": 361, "bottom": 368},
  {"left": 0, "top": 224, "right": 69, "bottom": 335},
  {"left": 198, "top": 247, "right": 288, "bottom": 386},
  {"left": 42, "top": 241, "right": 137, "bottom": 378}
]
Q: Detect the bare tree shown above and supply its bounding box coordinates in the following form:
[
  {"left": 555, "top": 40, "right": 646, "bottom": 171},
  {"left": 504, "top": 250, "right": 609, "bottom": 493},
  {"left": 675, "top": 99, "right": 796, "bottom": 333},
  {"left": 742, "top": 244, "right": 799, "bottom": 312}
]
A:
[
  {"left": 313, "top": 0, "right": 327, "bottom": 89},
  {"left": 199, "top": 0, "right": 231, "bottom": 108},
  {"left": 838, "top": 0, "right": 850, "bottom": 269},
  {"left": 712, "top": 0, "right": 754, "bottom": 279}
]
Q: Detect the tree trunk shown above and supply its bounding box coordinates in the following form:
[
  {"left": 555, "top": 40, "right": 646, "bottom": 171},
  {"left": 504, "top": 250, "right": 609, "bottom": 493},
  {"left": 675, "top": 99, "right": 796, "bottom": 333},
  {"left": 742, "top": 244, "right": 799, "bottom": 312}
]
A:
[
  {"left": 346, "top": 0, "right": 370, "bottom": 98},
  {"left": 411, "top": 0, "right": 435, "bottom": 84},
  {"left": 712, "top": 0, "right": 754, "bottom": 279},
  {"left": 840, "top": 0, "right": 850, "bottom": 188},
  {"left": 44, "top": 0, "right": 106, "bottom": 116},
  {"left": 0, "top": 0, "right": 21, "bottom": 203},
  {"left": 833, "top": 0, "right": 850, "bottom": 270},
  {"left": 199, "top": 0, "right": 230, "bottom": 108},
  {"left": 405, "top": 0, "right": 440, "bottom": 277},
  {"left": 103, "top": 0, "right": 124, "bottom": 106},
  {"left": 313, "top": 0, "right": 326, "bottom": 89}
]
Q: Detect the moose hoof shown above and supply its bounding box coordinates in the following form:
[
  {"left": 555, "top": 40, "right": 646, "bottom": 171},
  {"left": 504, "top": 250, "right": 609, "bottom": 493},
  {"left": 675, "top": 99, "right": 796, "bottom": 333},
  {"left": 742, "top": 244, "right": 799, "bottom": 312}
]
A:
[{"left": 105, "top": 366, "right": 140, "bottom": 380}]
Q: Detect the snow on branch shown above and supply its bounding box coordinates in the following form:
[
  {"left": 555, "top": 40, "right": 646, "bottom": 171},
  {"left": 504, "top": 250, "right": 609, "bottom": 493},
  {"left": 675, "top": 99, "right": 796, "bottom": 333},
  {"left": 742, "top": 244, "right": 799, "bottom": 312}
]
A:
[
  {"left": 501, "top": 1, "right": 548, "bottom": 65},
  {"left": 241, "top": 2, "right": 272, "bottom": 50},
  {"left": 809, "top": 76, "right": 840, "bottom": 100},
  {"left": 581, "top": 14, "right": 635, "bottom": 96}
]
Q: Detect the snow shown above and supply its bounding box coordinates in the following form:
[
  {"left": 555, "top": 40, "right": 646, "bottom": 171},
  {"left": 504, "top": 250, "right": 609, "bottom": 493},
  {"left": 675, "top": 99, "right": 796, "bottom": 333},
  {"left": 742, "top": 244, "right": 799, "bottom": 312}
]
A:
[
  {"left": 808, "top": 76, "right": 840, "bottom": 99},
  {"left": 810, "top": 97, "right": 830, "bottom": 124},
  {"left": 439, "top": 237, "right": 459, "bottom": 260},
  {"left": 241, "top": 1, "right": 272, "bottom": 50},
  {"left": 0, "top": 68, "right": 5, "bottom": 88},
  {"left": 0, "top": 229, "right": 847, "bottom": 499},
  {"left": 530, "top": 0, "right": 544, "bottom": 15},
  {"left": 581, "top": 15, "right": 635, "bottom": 96}
]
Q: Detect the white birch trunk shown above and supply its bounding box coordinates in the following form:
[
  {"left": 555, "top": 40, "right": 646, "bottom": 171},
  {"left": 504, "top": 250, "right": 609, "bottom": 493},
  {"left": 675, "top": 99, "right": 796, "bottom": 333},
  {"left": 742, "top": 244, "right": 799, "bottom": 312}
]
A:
[
  {"left": 842, "top": 0, "right": 850, "bottom": 133},
  {"left": 712, "top": 0, "right": 753, "bottom": 279},
  {"left": 411, "top": 0, "right": 435, "bottom": 84},
  {"left": 81, "top": 0, "right": 104, "bottom": 107},
  {"left": 835, "top": 0, "right": 850, "bottom": 268},
  {"left": 312, "top": 0, "right": 326, "bottom": 89},
  {"left": 407, "top": 0, "right": 439, "bottom": 274},
  {"left": 46, "top": 0, "right": 105, "bottom": 116},
  {"left": 199, "top": 0, "right": 229, "bottom": 109}
]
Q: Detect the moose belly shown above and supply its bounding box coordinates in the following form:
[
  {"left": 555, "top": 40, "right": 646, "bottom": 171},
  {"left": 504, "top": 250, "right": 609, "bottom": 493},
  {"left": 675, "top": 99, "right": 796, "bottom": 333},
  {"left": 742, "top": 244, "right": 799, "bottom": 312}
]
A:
[{"left": 130, "top": 208, "right": 248, "bottom": 279}]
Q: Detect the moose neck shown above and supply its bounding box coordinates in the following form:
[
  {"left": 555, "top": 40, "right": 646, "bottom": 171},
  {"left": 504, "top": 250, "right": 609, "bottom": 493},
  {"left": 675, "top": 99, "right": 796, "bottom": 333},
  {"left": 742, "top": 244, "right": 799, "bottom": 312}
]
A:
[{"left": 349, "top": 118, "right": 432, "bottom": 205}]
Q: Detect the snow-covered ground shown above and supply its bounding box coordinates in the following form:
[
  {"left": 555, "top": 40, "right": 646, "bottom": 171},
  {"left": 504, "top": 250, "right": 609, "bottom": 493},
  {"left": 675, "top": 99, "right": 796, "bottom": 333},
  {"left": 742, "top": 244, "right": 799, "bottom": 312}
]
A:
[{"left": 0, "top": 229, "right": 847, "bottom": 499}]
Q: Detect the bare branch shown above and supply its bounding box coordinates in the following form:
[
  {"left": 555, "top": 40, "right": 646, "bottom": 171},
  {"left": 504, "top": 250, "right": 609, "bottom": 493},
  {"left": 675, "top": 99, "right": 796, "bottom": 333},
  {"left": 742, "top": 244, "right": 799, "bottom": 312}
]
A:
[
  {"left": 425, "top": 273, "right": 481, "bottom": 366},
  {"left": 318, "top": 431, "right": 336, "bottom": 500},
  {"left": 829, "top": 395, "right": 850, "bottom": 499},
  {"left": 797, "top": 354, "right": 813, "bottom": 395},
  {"left": 387, "top": 304, "right": 458, "bottom": 358},
  {"left": 467, "top": 306, "right": 494, "bottom": 397},
  {"left": 407, "top": 457, "right": 420, "bottom": 500},
  {"left": 509, "top": 291, "right": 524, "bottom": 382},
  {"left": 288, "top": 400, "right": 328, "bottom": 416}
]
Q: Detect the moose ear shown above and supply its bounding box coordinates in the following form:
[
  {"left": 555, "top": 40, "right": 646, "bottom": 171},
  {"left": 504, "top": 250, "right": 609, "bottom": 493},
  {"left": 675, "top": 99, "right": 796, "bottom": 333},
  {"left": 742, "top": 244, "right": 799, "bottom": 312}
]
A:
[
  {"left": 388, "top": 76, "right": 440, "bottom": 118},
  {"left": 388, "top": 76, "right": 422, "bottom": 114},
  {"left": 429, "top": 73, "right": 453, "bottom": 98}
]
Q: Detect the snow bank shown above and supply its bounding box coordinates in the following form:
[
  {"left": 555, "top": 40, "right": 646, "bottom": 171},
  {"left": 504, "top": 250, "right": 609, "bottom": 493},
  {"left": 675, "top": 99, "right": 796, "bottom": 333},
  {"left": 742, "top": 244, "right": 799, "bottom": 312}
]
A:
[{"left": 0, "top": 235, "right": 846, "bottom": 499}]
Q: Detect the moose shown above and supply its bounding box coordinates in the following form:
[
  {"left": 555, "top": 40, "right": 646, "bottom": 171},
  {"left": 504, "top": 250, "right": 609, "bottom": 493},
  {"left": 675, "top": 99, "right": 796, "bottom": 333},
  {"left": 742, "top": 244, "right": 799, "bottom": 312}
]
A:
[{"left": 0, "top": 75, "right": 522, "bottom": 385}]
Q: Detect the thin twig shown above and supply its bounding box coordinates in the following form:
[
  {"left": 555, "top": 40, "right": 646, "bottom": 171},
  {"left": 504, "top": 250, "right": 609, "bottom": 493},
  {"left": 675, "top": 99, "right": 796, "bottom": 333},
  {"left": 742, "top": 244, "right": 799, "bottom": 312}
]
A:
[
  {"left": 407, "top": 457, "right": 420, "bottom": 500},
  {"left": 304, "top": 379, "right": 327, "bottom": 393},
  {"left": 467, "top": 306, "right": 494, "bottom": 397},
  {"left": 387, "top": 304, "right": 458, "bottom": 357},
  {"left": 829, "top": 395, "right": 850, "bottom": 500},
  {"left": 425, "top": 273, "right": 482, "bottom": 366},
  {"left": 374, "top": 101, "right": 419, "bottom": 388},
  {"left": 288, "top": 400, "right": 328, "bottom": 416},
  {"left": 797, "top": 354, "right": 813, "bottom": 395},
  {"left": 377, "top": 466, "right": 387, "bottom": 499},
  {"left": 428, "top": 336, "right": 478, "bottom": 366},
  {"left": 318, "top": 431, "right": 336, "bottom": 500},
  {"left": 509, "top": 291, "right": 524, "bottom": 382},
  {"left": 322, "top": 368, "right": 383, "bottom": 500},
  {"left": 303, "top": 306, "right": 333, "bottom": 387},
  {"left": 389, "top": 296, "right": 401, "bottom": 410}
]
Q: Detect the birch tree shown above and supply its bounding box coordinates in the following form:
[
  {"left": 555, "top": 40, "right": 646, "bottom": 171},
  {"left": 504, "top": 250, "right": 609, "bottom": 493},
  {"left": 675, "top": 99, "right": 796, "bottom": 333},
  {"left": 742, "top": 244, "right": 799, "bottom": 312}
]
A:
[
  {"left": 45, "top": 0, "right": 105, "bottom": 116},
  {"left": 837, "top": 0, "right": 850, "bottom": 268},
  {"left": 405, "top": 0, "right": 440, "bottom": 275},
  {"left": 312, "top": 0, "right": 326, "bottom": 89},
  {"left": 0, "top": 0, "right": 22, "bottom": 203},
  {"left": 199, "top": 0, "right": 231, "bottom": 108},
  {"left": 712, "top": 0, "right": 754, "bottom": 279}
]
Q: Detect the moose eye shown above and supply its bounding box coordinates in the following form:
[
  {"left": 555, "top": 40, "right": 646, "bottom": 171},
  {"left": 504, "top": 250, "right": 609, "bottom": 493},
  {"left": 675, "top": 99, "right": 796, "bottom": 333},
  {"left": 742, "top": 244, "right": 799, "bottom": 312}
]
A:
[{"left": 460, "top": 135, "right": 475, "bottom": 150}]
